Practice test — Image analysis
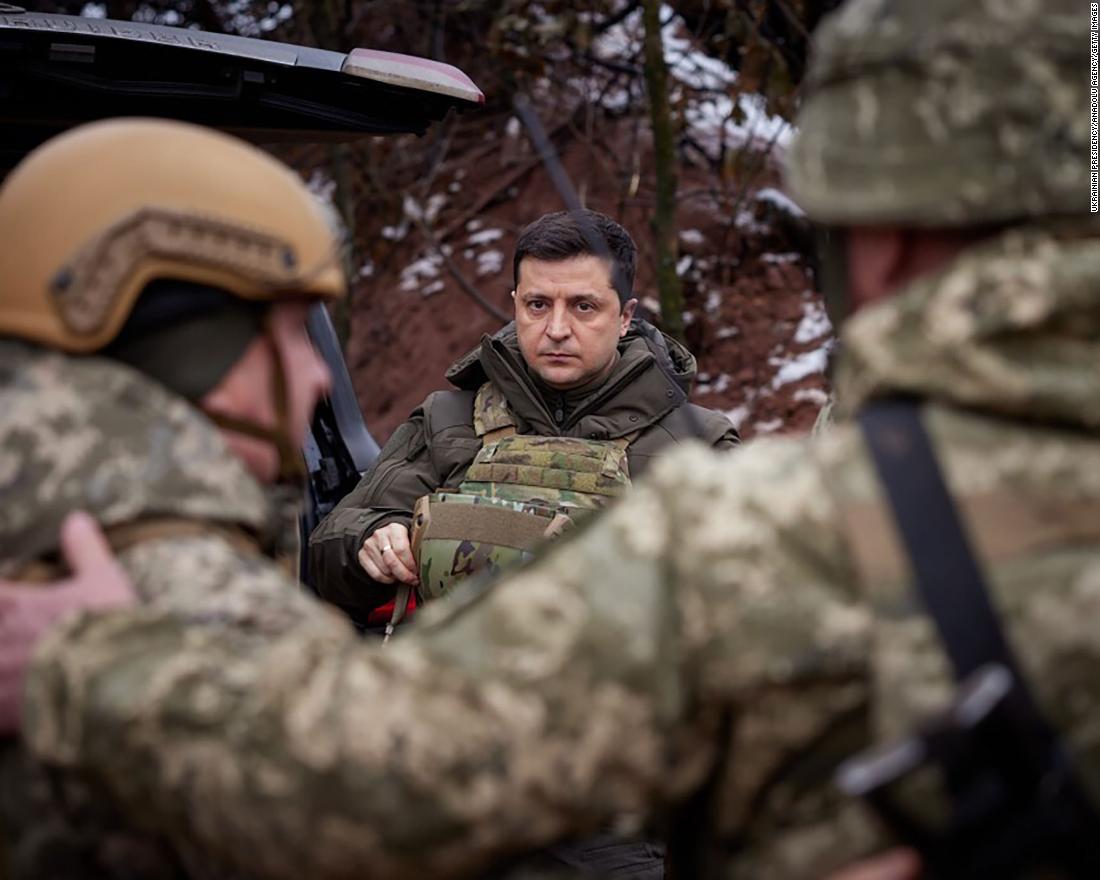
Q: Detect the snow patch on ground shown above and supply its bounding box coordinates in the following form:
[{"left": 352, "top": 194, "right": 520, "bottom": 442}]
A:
[
  {"left": 705, "top": 290, "right": 722, "bottom": 314},
  {"left": 755, "top": 187, "right": 805, "bottom": 218},
  {"left": 723, "top": 405, "right": 750, "bottom": 430},
  {"left": 477, "top": 249, "right": 504, "bottom": 277},
  {"left": 661, "top": 7, "right": 791, "bottom": 157},
  {"left": 716, "top": 326, "right": 739, "bottom": 339},
  {"left": 305, "top": 169, "right": 336, "bottom": 204},
  {"left": 468, "top": 228, "right": 504, "bottom": 246},
  {"left": 219, "top": 0, "right": 293, "bottom": 36},
  {"left": 735, "top": 208, "right": 767, "bottom": 234},
  {"left": 422, "top": 279, "right": 445, "bottom": 296},
  {"left": 793, "top": 298, "right": 833, "bottom": 344},
  {"left": 697, "top": 373, "right": 730, "bottom": 394},
  {"left": 680, "top": 228, "right": 705, "bottom": 246},
  {"left": 382, "top": 223, "right": 408, "bottom": 241},
  {"left": 400, "top": 253, "right": 443, "bottom": 292},
  {"left": 754, "top": 418, "right": 784, "bottom": 434},
  {"left": 793, "top": 387, "right": 829, "bottom": 406},
  {"left": 761, "top": 252, "right": 800, "bottom": 264},
  {"left": 590, "top": 4, "right": 790, "bottom": 157},
  {"left": 592, "top": 6, "right": 644, "bottom": 62},
  {"left": 404, "top": 193, "right": 446, "bottom": 224},
  {"left": 770, "top": 346, "right": 829, "bottom": 389},
  {"left": 676, "top": 255, "right": 692, "bottom": 277}
]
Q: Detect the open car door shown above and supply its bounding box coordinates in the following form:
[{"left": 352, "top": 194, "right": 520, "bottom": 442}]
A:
[
  {"left": 0, "top": 5, "right": 484, "bottom": 599},
  {"left": 0, "top": 6, "right": 483, "bottom": 163}
]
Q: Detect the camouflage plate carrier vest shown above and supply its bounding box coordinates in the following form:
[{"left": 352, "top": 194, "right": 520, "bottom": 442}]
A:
[{"left": 412, "top": 383, "right": 636, "bottom": 600}]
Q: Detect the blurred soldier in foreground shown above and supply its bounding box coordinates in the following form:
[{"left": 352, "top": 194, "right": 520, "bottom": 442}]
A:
[
  {"left": 6, "top": 0, "right": 1097, "bottom": 877},
  {"left": 0, "top": 512, "right": 134, "bottom": 732},
  {"left": 309, "top": 209, "right": 737, "bottom": 626},
  {"left": 0, "top": 118, "right": 346, "bottom": 876}
]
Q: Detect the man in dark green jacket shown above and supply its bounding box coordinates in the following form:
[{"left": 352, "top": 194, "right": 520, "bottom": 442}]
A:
[{"left": 309, "top": 209, "right": 738, "bottom": 618}]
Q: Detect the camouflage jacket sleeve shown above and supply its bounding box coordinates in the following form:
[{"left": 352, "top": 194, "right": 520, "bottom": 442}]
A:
[
  {"left": 25, "top": 439, "right": 875, "bottom": 880},
  {"left": 308, "top": 407, "right": 438, "bottom": 610}
]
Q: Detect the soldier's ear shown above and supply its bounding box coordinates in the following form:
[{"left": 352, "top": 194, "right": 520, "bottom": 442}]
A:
[
  {"left": 847, "top": 227, "right": 906, "bottom": 311},
  {"left": 619, "top": 298, "right": 637, "bottom": 336}
]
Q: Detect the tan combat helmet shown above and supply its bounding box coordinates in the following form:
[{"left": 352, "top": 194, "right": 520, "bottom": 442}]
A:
[
  {"left": 0, "top": 118, "right": 347, "bottom": 480},
  {"left": 0, "top": 117, "right": 345, "bottom": 352}
]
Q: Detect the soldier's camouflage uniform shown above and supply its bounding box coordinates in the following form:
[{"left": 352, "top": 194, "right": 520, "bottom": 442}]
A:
[
  {"left": 16, "top": 0, "right": 1099, "bottom": 877},
  {"left": 0, "top": 340, "right": 352, "bottom": 878},
  {"left": 22, "top": 220, "right": 1100, "bottom": 880}
]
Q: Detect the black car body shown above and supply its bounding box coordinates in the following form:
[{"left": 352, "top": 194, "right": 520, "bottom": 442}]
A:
[{"left": 0, "top": 5, "right": 484, "bottom": 589}]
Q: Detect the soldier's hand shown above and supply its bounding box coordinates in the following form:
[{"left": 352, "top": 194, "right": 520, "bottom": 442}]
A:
[
  {"left": 358, "top": 522, "right": 419, "bottom": 586},
  {"left": 823, "top": 849, "right": 921, "bottom": 880},
  {"left": 0, "top": 512, "right": 136, "bottom": 734}
]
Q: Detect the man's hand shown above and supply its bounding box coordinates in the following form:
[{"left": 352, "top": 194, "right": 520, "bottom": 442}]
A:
[
  {"left": 0, "top": 512, "right": 136, "bottom": 734},
  {"left": 824, "top": 849, "right": 921, "bottom": 880},
  {"left": 358, "top": 522, "right": 419, "bottom": 586}
]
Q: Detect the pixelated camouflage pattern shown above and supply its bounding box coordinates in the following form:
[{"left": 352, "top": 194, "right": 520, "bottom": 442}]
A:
[
  {"left": 0, "top": 341, "right": 270, "bottom": 572},
  {"left": 23, "top": 221, "right": 1100, "bottom": 878},
  {"left": 0, "top": 341, "right": 308, "bottom": 878},
  {"left": 785, "top": 0, "right": 1086, "bottom": 226}
]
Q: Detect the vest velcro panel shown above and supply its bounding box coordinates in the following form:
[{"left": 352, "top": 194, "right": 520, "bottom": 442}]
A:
[{"left": 463, "top": 434, "right": 631, "bottom": 505}]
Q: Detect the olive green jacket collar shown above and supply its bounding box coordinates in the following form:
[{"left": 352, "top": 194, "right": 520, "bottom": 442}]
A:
[{"left": 444, "top": 319, "right": 696, "bottom": 438}]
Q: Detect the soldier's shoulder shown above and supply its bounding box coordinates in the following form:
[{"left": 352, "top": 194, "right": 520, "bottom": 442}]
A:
[
  {"left": 119, "top": 530, "right": 348, "bottom": 637},
  {"left": 645, "top": 427, "right": 869, "bottom": 585},
  {"left": 422, "top": 388, "right": 476, "bottom": 430},
  {"left": 646, "top": 425, "right": 861, "bottom": 500},
  {"left": 0, "top": 345, "right": 269, "bottom": 567}
]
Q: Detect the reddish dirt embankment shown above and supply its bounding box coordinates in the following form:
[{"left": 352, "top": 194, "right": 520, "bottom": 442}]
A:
[{"left": 338, "top": 119, "right": 831, "bottom": 445}]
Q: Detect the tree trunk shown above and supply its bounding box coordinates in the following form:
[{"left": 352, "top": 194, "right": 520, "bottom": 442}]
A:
[{"left": 642, "top": 0, "right": 685, "bottom": 343}]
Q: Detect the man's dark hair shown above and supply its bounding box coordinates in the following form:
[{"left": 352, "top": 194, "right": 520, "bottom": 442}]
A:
[{"left": 512, "top": 209, "right": 636, "bottom": 304}]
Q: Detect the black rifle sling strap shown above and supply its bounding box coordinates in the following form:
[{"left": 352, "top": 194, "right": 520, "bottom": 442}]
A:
[
  {"left": 858, "top": 398, "right": 1026, "bottom": 685},
  {"left": 859, "top": 398, "right": 1100, "bottom": 861}
]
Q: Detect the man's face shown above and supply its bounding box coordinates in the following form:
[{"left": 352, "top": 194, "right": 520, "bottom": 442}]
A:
[
  {"left": 268, "top": 301, "right": 332, "bottom": 452},
  {"left": 513, "top": 255, "right": 636, "bottom": 390},
  {"left": 200, "top": 300, "right": 332, "bottom": 484}
]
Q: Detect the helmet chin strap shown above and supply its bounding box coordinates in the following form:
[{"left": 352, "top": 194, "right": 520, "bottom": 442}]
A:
[{"left": 207, "top": 320, "right": 307, "bottom": 486}]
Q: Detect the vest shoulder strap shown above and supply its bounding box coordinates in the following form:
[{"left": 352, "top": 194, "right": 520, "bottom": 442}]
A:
[
  {"left": 611, "top": 429, "right": 640, "bottom": 451},
  {"left": 473, "top": 382, "right": 516, "bottom": 442}
]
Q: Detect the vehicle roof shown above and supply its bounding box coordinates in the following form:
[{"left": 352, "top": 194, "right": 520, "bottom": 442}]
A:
[{"left": 0, "top": 7, "right": 484, "bottom": 170}]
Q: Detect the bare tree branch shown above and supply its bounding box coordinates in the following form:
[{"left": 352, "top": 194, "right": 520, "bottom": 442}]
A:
[{"left": 411, "top": 213, "right": 510, "bottom": 324}]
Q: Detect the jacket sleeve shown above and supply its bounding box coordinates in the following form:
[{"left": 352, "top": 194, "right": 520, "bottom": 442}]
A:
[
  {"left": 24, "top": 439, "right": 874, "bottom": 880},
  {"left": 689, "top": 403, "right": 741, "bottom": 450},
  {"left": 307, "top": 406, "right": 439, "bottom": 611}
]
